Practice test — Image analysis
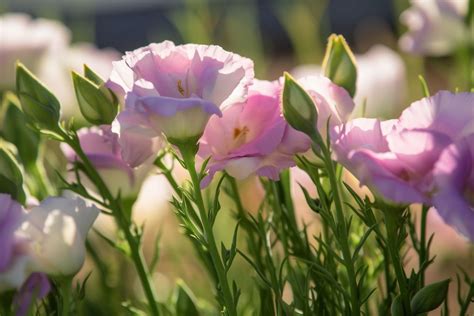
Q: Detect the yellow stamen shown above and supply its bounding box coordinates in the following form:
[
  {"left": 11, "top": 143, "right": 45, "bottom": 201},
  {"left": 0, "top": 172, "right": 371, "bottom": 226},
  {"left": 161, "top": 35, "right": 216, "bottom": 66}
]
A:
[{"left": 177, "top": 79, "right": 185, "bottom": 96}]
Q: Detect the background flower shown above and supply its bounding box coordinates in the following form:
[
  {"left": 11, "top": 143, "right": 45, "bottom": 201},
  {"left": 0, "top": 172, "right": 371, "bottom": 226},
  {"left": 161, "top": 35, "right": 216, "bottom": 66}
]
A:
[
  {"left": 0, "top": 13, "right": 69, "bottom": 89},
  {"left": 399, "top": 0, "right": 471, "bottom": 56}
]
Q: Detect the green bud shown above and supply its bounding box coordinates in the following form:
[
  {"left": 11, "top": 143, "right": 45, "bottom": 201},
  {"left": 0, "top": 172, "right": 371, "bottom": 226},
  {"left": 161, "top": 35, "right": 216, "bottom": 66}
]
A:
[
  {"left": 1, "top": 93, "right": 40, "bottom": 166},
  {"left": 174, "top": 280, "right": 200, "bottom": 316},
  {"left": 322, "top": 34, "right": 357, "bottom": 97},
  {"left": 282, "top": 72, "right": 317, "bottom": 136},
  {"left": 410, "top": 279, "right": 450, "bottom": 314},
  {"left": 390, "top": 295, "right": 405, "bottom": 316},
  {"left": 16, "top": 62, "right": 61, "bottom": 132},
  {"left": 0, "top": 144, "right": 26, "bottom": 203},
  {"left": 72, "top": 66, "right": 118, "bottom": 125}
]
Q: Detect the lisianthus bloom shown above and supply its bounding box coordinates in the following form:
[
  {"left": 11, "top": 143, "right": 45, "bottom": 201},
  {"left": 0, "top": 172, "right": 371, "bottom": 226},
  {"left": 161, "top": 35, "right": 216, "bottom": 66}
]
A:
[
  {"left": 0, "top": 13, "right": 69, "bottom": 89},
  {"left": 0, "top": 194, "right": 99, "bottom": 285},
  {"left": 291, "top": 45, "right": 406, "bottom": 119},
  {"left": 107, "top": 41, "right": 254, "bottom": 166},
  {"left": 61, "top": 126, "right": 158, "bottom": 197},
  {"left": 399, "top": 0, "right": 471, "bottom": 56},
  {"left": 332, "top": 91, "right": 474, "bottom": 240},
  {"left": 199, "top": 80, "right": 311, "bottom": 185},
  {"left": 19, "top": 196, "right": 99, "bottom": 276}
]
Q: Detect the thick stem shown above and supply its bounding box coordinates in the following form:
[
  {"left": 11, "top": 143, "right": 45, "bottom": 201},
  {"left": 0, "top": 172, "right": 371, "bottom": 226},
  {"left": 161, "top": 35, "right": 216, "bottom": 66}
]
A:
[
  {"left": 384, "top": 210, "right": 411, "bottom": 315},
  {"left": 66, "top": 135, "right": 160, "bottom": 316},
  {"left": 179, "top": 145, "right": 237, "bottom": 316}
]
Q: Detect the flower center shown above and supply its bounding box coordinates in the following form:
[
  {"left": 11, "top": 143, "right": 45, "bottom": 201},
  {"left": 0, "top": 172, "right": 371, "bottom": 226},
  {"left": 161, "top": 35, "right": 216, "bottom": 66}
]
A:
[
  {"left": 233, "top": 126, "right": 250, "bottom": 147},
  {"left": 177, "top": 80, "right": 186, "bottom": 97}
]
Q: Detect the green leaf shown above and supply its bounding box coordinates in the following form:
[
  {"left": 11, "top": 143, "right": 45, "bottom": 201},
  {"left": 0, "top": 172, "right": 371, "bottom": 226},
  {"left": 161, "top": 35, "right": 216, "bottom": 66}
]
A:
[
  {"left": 1, "top": 93, "right": 40, "bottom": 166},
  {"left": 0, "top": 145, "right": 26, "bottom": 203},
  {"left": 72, "top": 70, "right": 118, "bottom": 125},
  {"left": 410, "top": 279, "right": 450, "bottom": 314},
  {"left": 282, "top": 72, "right": 317, "bottom": 136},
  {"left": 322, "top": 34, "right": 357, "bottom": 97},
  {"left": 174, "top": 280, "right": 200, "bottom": 316},
  {"left": 15, "top": 63, "right": 61, "bottom": 132}
]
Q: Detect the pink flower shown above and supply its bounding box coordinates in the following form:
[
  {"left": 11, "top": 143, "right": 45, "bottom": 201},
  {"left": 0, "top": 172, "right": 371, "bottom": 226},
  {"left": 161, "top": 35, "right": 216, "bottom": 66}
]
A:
[
  {"left": 199, "top": 80, "right": 310, "bottom": 186},
  {"left": 61, "top": 126, "right": 157, "bottom": 197},
  {"left": 332, "top": 91, "right": 474, "bottom": 240},
  {"left": 107, "top": 41, "right": 254, "bottom": 164}
]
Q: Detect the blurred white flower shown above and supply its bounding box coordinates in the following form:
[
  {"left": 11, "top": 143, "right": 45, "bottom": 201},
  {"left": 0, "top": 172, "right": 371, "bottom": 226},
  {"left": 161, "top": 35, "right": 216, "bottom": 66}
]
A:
[
  {"left": 353, "top": 45, "right": 406, "bottom": 119},
  {"left": 290, "top": 45, "right": 407, "bottom": 119},
  {"left": 399, "top": 0, "right": 471, "bottom": 56},
  {"left": 0, "top": 13, "right": 70, "bottom": 89},
  {"left": 19, "top": 196, "right": 99, "bottom": 276}
]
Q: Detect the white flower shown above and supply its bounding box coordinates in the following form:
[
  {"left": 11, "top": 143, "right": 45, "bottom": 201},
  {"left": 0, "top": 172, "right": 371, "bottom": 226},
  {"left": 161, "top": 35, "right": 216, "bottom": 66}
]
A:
[
  {"left": 19, "top": 196, "right": 99, "bottom": 276},
  {"left": 0, "top": 13, "right": 70, "bottom": 89},
  {"left": 399, "top": 0, "right": 471, "bottom": 56}
]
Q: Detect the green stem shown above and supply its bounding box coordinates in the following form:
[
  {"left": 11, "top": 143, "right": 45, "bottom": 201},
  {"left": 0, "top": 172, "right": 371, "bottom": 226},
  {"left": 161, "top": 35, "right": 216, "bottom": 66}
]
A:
[
  {"left": 26, "top": 161, "right": 52, "bottom": 199},
  {"left": 59, "top": 278, "right": 72, "bottom": 316},
  {"left": 384, "top": 210, "right": 411, "bottom": 315},
  {"left": 65, "top": 134, "right": 160, "bottom": 316},
  {"left": 154, "top": 157, "right": 180, "bottom": 195},
  {"left": 320, "top": 144, "right": 360, "bottom": 316},
  {"left": 419, "top": 205, "right": 429, "bottom": 287},
  {"left": 179, "top": 144, "right": 237, "bottom": 316}
]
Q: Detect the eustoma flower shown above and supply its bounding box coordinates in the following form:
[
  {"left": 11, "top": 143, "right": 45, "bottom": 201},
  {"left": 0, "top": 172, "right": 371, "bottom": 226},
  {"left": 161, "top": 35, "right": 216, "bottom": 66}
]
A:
[
  {"left": 399, "top": 0, "right": 471, "bottom": 56},
  {"left": 0, "top": 13, "right": 69, "bottom": 89},
  {"left": 61, "top": 126, "right": 156, "bottom": 197},
  {"left": 0, "top": 193, "right": 99, "bottom": 289},
  {"left": 199, "top": 80, "right": 310, "bottom": 185},
  {"left": 332, "top": 91, "right": 474, "bottom": 240},
  {"left": 107, "top": 41, "right": 254, "bottom": 166}
]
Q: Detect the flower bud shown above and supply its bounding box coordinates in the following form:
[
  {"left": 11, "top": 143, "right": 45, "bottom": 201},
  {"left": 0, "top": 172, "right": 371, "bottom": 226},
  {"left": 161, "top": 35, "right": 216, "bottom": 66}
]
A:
[
  {"left": 15, "top": 63, "right": 61, "bottom": 133},
  {"left": 322, "top": 34, "right": 357, "bottom": 97},
  {"left": 410, "top": 279, "right": 450, "bottom": 314},
  {"left": 282, "top": 72, "right": 317, "bottom": 136},
  {"left": 72, "top": 65, "right": 118, "bottom": 125},
  {"left": 0, "top": 145, "right": 26, "bottom": 203}
]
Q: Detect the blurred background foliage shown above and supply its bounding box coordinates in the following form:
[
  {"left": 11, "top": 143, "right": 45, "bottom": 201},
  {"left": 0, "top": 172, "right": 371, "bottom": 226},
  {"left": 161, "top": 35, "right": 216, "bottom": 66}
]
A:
[{"left": 1, "top": 0, "right": 472, "bottom": 315}]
